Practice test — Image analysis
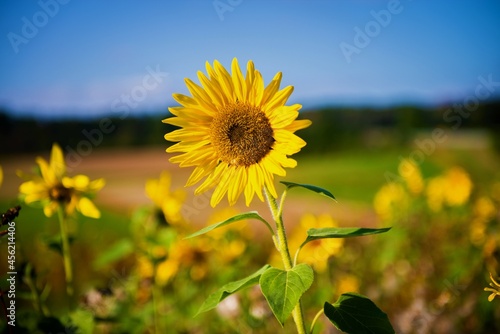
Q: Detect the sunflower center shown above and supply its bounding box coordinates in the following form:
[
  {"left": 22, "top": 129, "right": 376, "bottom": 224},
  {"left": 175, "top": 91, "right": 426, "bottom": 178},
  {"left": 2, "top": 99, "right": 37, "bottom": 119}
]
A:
[
  {"left": 50, "top": 184, "right": 73, "bottom": 203},
  {"left": 211, "top": 102, "right": 274, "bottom": 167}
]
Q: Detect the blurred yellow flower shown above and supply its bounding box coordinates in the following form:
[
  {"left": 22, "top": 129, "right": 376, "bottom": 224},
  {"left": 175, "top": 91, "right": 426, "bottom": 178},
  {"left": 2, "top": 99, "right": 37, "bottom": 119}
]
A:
[
  {"left": 445, "top": 167, "right": 473, "bottom": 206},
  {"left": 474, "top": 196, "right": 496, "bottom": 221},
  {"left": 398, "top": 159, "right": 424, "bottom": 195},
  {"left": 153, "top": 238, "right": 212, "bottom": 286},
  {"left": 426, "top": 167, "right": 472, "bottom": 212},
  {"left": 204, "top": 207, "right": 253, "bottom": 264},
  {"left": 336, "top": 274, "right": 360, "bottom": 295},
  {"left": 288, "top": 213, "right": 344, "bottom": 272},
  {"left": 0, "top": 165, "right": 3, "bottom": 188},
  {"left": 373, "top": 182, "right": 409, "bottom": 222},
  {"left": 145, "top": 171, "right": 186, "bottom": 225},
  {"left": 470, "top": 218, "right": 487, "bottom": 246},
  {"left": 136, "top": 255, "right": 154, "bottom": 279},
  {"left": 470, "top": 197, "right": 497, "bottom": 246},
  {"left": 18, "top": 143, "right": 104, "bottom": 218}
]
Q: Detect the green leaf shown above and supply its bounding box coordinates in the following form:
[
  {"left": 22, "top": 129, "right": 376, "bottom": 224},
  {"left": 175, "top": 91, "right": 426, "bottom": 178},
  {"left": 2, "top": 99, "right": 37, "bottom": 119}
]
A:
[
  {"left": 304, "top": 227, "right": 391, "bottom": 244},
  {"left": 259, "top": 264, "right": 314, "bottom": 326},
  {"left": 93, "top": 239, "right": 134, "bottom": 269},
  {"left": 69, "top": 309, "right": 95, "bottom": 334},
  {"left": 196, "top": 265, "right": 270, "bottom": 316},
  {"left": 43, "top": 235, "right": 75, "bottom": 255},
  {"left": 185, "top": 211, "right": 273, "bottom": 239},
  {"left": 280, "top": 181, "right": 336, "bottom": 201},
  {"left": 324, "top": 293, "right": 395, "bottom": 334}
]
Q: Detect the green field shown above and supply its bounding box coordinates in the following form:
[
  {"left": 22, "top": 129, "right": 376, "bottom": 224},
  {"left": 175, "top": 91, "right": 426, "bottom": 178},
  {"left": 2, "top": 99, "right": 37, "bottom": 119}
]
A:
[{"left": 1, "top": 142, "right": 499, "bottom": 333}]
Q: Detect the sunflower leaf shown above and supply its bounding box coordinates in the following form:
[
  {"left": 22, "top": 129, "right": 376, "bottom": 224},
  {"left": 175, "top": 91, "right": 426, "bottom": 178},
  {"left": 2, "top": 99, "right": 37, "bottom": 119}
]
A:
[
  {"left": 324, "top": 293, "right": 395, "bottom": 334},
  {"left": 196, "top": 265, "right": 270, "bottom": 316},
  {"left": 93, "top": 239, "right": 134, "bottom": 269},
  {"left": 304, "top": 227, "right": 391, "bottom": 245},
  {"left": 185, "top": 211, "right": 273, "bottom": 239},
  {"left": 259, "top": 264, "right": 314, "bottom": 326},
  {"left": 280, "top": 181, "right": 336, "bottom": 201}
]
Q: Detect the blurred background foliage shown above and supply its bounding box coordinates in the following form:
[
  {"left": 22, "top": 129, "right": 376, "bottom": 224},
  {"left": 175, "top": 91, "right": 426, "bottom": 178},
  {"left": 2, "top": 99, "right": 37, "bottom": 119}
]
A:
[
  {"left": 1, "top": 100, "right": 499, "bottom": 155},
  {"left": 0, "top": 101, "right": 499, "bottom": 333}
]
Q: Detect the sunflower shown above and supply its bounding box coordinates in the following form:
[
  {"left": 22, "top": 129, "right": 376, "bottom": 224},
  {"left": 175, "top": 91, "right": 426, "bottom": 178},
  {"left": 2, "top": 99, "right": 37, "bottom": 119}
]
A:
[
  {"left": 163, "top": 58, "right": 311, "bottom": 207},
  {"left": 145, "top": 171, "right": 186, "bottom": 225},
  {"left": 18, "top": 143, "right": 104, "bottom": 218}
]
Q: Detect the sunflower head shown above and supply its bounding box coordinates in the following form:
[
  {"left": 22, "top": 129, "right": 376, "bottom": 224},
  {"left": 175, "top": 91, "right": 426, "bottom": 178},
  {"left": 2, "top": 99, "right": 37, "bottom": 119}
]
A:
[
  {"left": 18, "top": 143, "right": 105, "bottom": 218},
  {"left": 164, "top": 58, "right": 311, "bottom": 207}
]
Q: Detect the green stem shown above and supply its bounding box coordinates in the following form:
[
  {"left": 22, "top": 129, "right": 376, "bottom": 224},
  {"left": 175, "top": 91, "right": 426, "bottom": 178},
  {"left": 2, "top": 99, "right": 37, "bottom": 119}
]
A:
[
  {"left": 309, "top": 308, "right": 324, "bottom": 334},
  {"left": 152, "top": 266, "right": 160, "bottom": 334},
  {"left": 57, "top": 207, "right": 73, "bottom": 298},
  {"left": 264, "top": 187, "right": 307, "bottom": 334},
  {"left": 23, "top": 264, "right": 49, "bottom": 316}
]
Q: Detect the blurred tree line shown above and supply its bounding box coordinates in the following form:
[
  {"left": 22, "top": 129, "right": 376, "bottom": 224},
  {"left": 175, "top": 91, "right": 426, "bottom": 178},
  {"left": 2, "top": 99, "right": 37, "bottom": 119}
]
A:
[{"left": 1, "top": 100, "right": 499, "bottom": 156}]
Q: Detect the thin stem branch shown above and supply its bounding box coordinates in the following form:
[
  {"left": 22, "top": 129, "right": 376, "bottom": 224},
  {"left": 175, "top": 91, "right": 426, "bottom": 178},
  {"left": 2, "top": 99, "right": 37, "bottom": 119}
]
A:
[
  {"left": 57, "top": 207, "right": 73, "bottom": 298},
  {"left": 152, "top": 266, "right": 161, "bottom": 334},
  {"left": 309, "top": 308, "right": 324, "bottom": 334},
  {"left": 264, "top": 186, "right": 307, "bottom": 334}
]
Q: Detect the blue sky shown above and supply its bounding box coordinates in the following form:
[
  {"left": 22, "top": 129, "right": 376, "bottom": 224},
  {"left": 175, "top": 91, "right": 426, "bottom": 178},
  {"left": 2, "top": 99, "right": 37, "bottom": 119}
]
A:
[{"left": 1, "top": 0, "right": 499, "bottom": 119}]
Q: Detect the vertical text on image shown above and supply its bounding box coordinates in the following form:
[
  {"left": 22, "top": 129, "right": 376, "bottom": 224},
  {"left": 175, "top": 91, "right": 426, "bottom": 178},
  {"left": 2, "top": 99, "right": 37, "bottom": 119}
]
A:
[{"left": 6, "top": 220, "right": 17, "bottom": 327}]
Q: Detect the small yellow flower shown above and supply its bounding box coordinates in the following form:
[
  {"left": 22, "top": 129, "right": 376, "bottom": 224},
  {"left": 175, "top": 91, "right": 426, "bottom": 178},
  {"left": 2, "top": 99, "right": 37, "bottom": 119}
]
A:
[
  {"left": 336, "top": 274, "right": 360, "bottom": 294},
  {"left": 474, "top": 196, "right": 496, "bottom": 221},
  {"left": 0, "top": 165, "right": 3, "bottom": 188},
  {"left": 444, "top": 167, "right": 472, "bottom": 206},
  {"left": 164, "top": 58, "right": 311, "bottom": 207},
  {"left": 426, "top": 176, "right": 446, "bottom": 212},
  {"left": 484, "top": 272, "right": 500, "bottom": 302},
  {"left": 18, "top": 143, "right": 104, "bottom": 218},
  {"left": 153, "top": 238, "right": 212, "bottom": 285},
  {"left": 426, "top": 167, "right": 472, "bottom": 212},
  {"left": 205, "top": 207, "right": 252, "bottom": 264},
  {"left": 398, "top": 159, "right": 424, "bottom": 195},
  {"left": 145, "top": 171, "right": 186, "bottom": 225},
  {"left": 373, "top": 182, "right": 409, "bottom": 222}
]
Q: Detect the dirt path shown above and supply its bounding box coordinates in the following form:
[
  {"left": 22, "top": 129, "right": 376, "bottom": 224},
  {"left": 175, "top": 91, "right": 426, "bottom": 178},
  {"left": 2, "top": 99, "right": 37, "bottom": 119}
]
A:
[{"left": 1, "top": 146, "right": 377, "bottom": 229}]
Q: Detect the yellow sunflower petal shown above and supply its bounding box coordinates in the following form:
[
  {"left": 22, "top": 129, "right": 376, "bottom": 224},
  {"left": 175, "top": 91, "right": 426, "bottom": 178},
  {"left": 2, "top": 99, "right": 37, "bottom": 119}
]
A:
[
  {"left": 195, "top": 163, "right": 227, "bottom": 195},
  {"left": 286, "top": 119, "right": 312, "bottom": 132},
  {"left": 261, "top": 72, "right": 282, "bottom": 107},
  {"left": 78, "top": 197, "right": 101, "bottom": 219},
  {"left": 228, "top": 166, "right": 247, "bottom": 206},
  {"left": 89, "top": 178, "right": 105, "bottom": 191},
  {"left": 213, "top": 60, "right": 235, "bottom": 101},
  {"left": 231, "top": 58, "right": 246, "bottom": 102},
  {"left": 197, "top": 71, "right": 225, "bottom": 108},
  {"left": 50, "top": 143, "right": 66, "bottom": 179},
  {"left": 186, "top": 162, "right": 217, "bottom": 187},
  {"left": 185, "top": 78, "right": 217, "bottom": 114},
  {"left": 267, "top": 104, "right": 300, "bottom": 128},
  {"left": 263, "top": 86, "right": 294, "bottom": 113},
  {"left": 36, "top": 157, "right": 57, "bottom": 186},
  {"left": 211, "top": 167, "right": 235, "bottom": 207},
  {"left": 43, "top": 201, "right": 59, "bottom": 217}
]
